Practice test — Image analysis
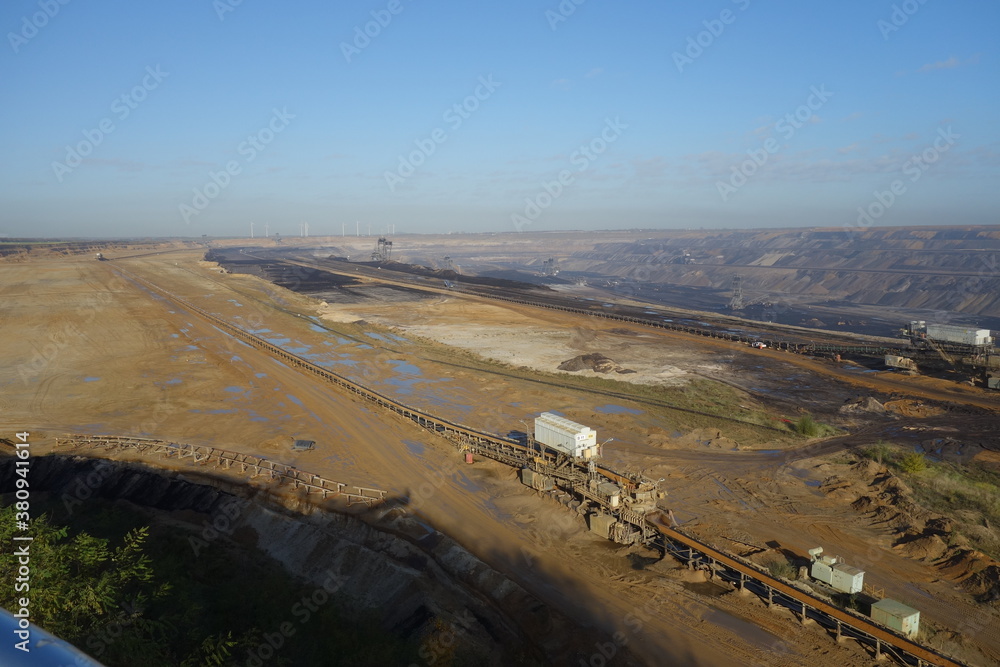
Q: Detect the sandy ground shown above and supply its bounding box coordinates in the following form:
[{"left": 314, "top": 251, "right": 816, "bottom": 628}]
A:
[
  {"left": 2, "top": 249, "right": 998, "bottom": 666},
  {"left": 319, "top": 294, "right": 702, "bottom": 387}
]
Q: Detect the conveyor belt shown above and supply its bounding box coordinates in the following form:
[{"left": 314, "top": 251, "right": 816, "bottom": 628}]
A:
[
  {"left": 109, "top": 265, "right": 642, "bottom": 491},
  {"left": 109, "top": 263, "right": 966, "bottom": 667},
  {"left": 653, "top": 522, "right": 962, "bottom": 667}
]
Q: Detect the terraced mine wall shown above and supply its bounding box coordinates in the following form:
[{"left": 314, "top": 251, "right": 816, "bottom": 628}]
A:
[
  {"left": 0, "top": 454, "right": 580, "bottom": 665},
  {"left": 565, "top": 227, "right": 1000, "bottom": 326}
]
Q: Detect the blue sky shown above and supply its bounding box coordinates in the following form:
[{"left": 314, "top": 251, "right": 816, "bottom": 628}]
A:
[{"left": 1, "top": 0, "right": 997, "bottom": 238}]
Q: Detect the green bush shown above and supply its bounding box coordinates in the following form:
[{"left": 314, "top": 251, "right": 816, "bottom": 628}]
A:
[
  {"left": 861, "top": 442, "right": 894, "bottom": 465},
  {"left": 763, "top": 555, "right": 796, "bottom": 580},
  {"left": 899, "top": 452, "right": 927, "bottom": 474},
  {"left": 795, "top": 414, "right": 820, "bottom": 437}
]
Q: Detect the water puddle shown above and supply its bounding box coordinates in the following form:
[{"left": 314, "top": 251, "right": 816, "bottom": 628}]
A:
[
  {"left": 325, "top": 358, "right": 359, "bottom": 368},
  {"left": 388, "top": 360, "right": 422, "bottom": 375},
  {"left": 594, "top": 404, "right": 643, "bottom": 415},
  {"left": 263, "top": 336, "right": 292, "bottom": 346},
  {"left": 83, "top": 376, "right": 101, "bottom": 383},
  {"left": 404, "top": 440, "right": 425, "bottom": 456},
  {"left": 386, "top": 359, "right": 424, "bottom": 394},
  {"left": 454, "top": 470, "right": 483, "bottom": 494}
]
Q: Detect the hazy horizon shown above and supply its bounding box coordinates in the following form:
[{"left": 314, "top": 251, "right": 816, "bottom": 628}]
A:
[{"left": 2, "top": 1, "right": 998, "bottom": 238}]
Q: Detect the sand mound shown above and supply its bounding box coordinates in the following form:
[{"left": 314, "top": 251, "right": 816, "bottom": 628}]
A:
[
  {"left": 851, "top": 459, "right": 888, "bottom": 478},
  {"left": 834, "top": 461, "right": 1000, "bottom": 600},
  {"left": 839, "top": 396, "right": 886, "bottom": 414},
  {"left": 895, "top": 533, "right": 949, "bottom": 561},
  {"left": 967, "top": 565, "right": 1000, "bottom": 602},
  {"left": 644, "top": 426, "right": 737, "bottom": 450},
  {"left": 884, "top": 399, "right": 945, "bottom": 418},
  {"left": 819, "top": 475, "right": 857, "bottom": 499},
  {"left": 938, "top": 550, "right": 1000, "bottom": 602},
  {"left": 557, "top": 353, "right": 635, "bottom": 374}
]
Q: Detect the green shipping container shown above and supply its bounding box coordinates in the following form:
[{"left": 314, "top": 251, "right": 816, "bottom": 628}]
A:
[{"left": 871, "top": 599, "right": 920, "bottom": 638}]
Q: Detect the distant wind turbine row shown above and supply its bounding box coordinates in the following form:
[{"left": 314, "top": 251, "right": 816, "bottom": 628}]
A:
[{"left": 247, "top": 222, "right": 396, "bottom": 238}]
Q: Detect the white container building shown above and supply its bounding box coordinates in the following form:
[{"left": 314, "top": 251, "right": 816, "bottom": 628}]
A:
[
  {"left": 808, "top": 547, "right": 865, "bottom": 594},
  {"left": 830, "top": 563, "right": 865, "bottom": 595},
  {"left": 871, "top": 599, "right": 920, "bottom": 638},
  {"left": 533, "top": 412, "right": 598, "bottom": 459},
  {"left": 925, "top": 323, "right": 992, "bottom": 347}
]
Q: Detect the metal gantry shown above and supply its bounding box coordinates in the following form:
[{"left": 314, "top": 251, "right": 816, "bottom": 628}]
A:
[{"left": 55, "top": 434, "right": 387, "bottom": 506}]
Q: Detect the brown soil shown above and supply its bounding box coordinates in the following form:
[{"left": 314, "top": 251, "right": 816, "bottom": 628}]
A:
[
  {"left": 3, "top": 246, "right": 1000, "bottom": 666},
  {"left": 558, "top": 353, "right": 635, "bottom": 374}
]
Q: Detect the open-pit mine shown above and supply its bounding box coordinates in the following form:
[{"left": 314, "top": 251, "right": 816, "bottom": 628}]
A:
[{"left": 2, "top": 226, "right": 999, "bottom": 667}]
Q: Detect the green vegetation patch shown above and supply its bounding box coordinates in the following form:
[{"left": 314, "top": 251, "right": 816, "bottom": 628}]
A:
[
  {"left": 857, "top": 443, "right": 1000, "bottom": 558},
  {"left": 0, "top": 502, "right": 422, "bottom": 666},
  {"left": 792, "top": 413, "right": 837, "bottom": 438}
]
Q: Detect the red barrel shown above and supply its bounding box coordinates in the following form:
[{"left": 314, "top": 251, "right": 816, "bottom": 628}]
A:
[{"left": 464, "top": 452, "right": 474, "bottom": 464}]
